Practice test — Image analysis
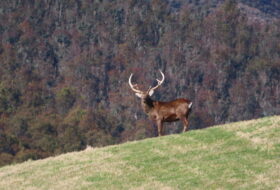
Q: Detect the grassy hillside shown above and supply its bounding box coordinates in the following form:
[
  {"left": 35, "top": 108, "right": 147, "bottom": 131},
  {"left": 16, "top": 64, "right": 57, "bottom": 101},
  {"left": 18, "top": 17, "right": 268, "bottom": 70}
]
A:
[{"left": 0, "top": 116, "right": 279, "bottom": 190}]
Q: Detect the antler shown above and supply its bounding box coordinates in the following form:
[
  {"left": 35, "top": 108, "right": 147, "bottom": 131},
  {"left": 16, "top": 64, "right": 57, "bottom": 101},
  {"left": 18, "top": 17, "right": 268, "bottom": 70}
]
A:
[
  {"left": 148, "top": 70, "right": 165, "bottom": 93},
  {"left": 129, "top": 70, "right": 165, "bottom": 95},
  {"left": 128, "top": 73, "right": 143, "bottom": 93}
]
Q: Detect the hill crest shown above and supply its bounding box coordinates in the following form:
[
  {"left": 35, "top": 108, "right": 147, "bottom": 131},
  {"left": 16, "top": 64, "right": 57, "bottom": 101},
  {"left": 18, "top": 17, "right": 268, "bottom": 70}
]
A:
[{"left": 0, "top": 116, "right": 279, "bottom": 190}]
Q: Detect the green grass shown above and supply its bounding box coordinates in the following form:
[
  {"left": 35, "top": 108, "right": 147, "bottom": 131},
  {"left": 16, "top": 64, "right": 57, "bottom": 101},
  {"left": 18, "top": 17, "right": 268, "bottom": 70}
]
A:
[{"left": 0, "top": 116, "right": 280, "bottom": 190}]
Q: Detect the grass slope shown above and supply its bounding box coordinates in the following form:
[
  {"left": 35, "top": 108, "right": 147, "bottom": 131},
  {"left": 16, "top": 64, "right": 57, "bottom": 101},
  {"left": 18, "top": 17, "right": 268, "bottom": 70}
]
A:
[{"left": 0, "top": 116, "right": 280, "bottom": 190}]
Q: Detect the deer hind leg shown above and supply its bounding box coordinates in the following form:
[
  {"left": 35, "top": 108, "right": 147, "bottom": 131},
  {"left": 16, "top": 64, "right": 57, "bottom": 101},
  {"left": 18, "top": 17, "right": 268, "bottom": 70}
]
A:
[
  {"left": 181, "top": 117, "right": 189, "bottom": 132},
  {"left": 156, "top": 120, "right": 164, "bottom": 136}
]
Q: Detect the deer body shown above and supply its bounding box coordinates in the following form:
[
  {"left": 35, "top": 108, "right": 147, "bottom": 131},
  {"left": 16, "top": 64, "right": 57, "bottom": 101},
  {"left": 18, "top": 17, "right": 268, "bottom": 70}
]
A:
[{"left": 129, "top": 71, "right": 192, "bottom": 136}]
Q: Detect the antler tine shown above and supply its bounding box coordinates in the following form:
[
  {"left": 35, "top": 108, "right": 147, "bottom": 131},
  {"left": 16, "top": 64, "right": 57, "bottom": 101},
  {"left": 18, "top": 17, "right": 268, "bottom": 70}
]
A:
[
  {"left": 149, "top": 70, "right": 165, "bottom": 92},
  {"left": 128, "top": 73, "right": 143, "bottom": 93}
]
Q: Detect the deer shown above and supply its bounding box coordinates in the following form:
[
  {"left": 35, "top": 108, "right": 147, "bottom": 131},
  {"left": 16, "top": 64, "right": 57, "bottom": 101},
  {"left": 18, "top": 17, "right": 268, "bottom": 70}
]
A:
[{"left": 128, "top": 70, "right": 192, "bottom": 136}]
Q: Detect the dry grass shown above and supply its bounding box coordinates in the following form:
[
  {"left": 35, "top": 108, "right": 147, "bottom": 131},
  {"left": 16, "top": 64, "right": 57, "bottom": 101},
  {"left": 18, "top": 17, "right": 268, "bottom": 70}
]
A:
[
  {"left": 0, "top": 115, "right": 279, "bottom": 190},
  {"left": 223, "top": 116, "right": 280, "bottom": 150}
]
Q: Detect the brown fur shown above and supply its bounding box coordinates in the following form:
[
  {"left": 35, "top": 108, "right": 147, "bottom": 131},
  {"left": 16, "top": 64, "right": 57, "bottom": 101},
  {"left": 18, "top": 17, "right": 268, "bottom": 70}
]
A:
[{"left": 140, "top": 95, "right": 192, "bottom": 136}]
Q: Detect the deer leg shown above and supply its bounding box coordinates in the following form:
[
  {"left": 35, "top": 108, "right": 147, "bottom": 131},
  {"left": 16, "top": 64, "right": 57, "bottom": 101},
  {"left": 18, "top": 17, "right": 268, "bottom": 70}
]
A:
[
  {"left": 182, "top": 117, "right": 189, "bottom": 132},
  {"left": 156, "top": 120, "right": 164, "bottom": 136}
]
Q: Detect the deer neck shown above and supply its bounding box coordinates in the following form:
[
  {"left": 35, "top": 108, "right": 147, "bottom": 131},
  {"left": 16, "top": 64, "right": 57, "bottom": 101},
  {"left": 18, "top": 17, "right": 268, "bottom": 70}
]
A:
[{"left": 141, "top": 96, "right": 154, "bottom": 114}]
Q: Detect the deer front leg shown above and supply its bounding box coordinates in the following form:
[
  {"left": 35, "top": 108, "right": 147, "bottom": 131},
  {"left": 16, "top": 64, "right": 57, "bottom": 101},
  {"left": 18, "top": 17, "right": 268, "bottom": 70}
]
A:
[
  {"left": 156, "top": 120, "right": 164, "bottom": 136},
  {"left": 182, "top": 117, "right": 189, "bottom": 132}
]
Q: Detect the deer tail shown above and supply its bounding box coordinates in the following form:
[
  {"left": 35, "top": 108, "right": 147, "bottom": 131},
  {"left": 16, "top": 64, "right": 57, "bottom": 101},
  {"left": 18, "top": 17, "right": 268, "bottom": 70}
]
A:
[{"left": 188, "top": 102, "right": 192, "bottom": 109}]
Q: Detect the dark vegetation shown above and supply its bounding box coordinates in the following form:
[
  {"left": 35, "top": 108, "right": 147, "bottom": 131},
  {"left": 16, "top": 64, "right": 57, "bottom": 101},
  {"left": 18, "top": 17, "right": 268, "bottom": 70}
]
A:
[{"left": 0, "top": 0, "right": 280, "bottom": 166}]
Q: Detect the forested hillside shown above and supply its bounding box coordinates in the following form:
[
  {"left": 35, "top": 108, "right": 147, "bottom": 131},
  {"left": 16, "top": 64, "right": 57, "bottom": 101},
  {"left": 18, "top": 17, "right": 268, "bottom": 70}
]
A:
[{"left": 0, "top": 0, "right": 280, "bottom": 166}]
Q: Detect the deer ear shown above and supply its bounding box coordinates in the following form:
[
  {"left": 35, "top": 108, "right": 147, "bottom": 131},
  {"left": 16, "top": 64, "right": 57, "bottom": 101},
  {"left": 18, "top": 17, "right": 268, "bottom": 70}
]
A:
[
  {"left": 135, "top": 93, "right": 143, "bottom": 98},
  {"left": 148, "top": 89, "right": 154, "bottom": 96}
]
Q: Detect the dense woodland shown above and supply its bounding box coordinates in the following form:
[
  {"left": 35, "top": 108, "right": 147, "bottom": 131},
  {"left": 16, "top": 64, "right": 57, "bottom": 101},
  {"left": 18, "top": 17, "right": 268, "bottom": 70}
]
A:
[{"left": 0, "top": 0, "right": 280, "bottom": 166}]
